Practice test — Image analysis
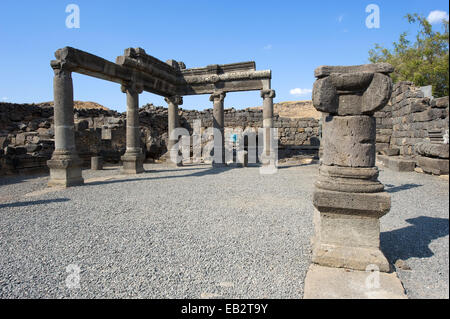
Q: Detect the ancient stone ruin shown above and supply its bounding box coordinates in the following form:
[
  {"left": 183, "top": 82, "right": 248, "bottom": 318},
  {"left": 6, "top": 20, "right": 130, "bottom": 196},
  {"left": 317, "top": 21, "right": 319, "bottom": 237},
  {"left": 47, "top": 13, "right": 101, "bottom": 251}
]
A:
[
  {"left": 375, "top": 82, "right": 449, "bottom": 174},
  {"left": 47, "top": 46, "right": 275, "bottom": 187},
  {"left": 311, "top": 63, "right": 394, "bottom": 272}
]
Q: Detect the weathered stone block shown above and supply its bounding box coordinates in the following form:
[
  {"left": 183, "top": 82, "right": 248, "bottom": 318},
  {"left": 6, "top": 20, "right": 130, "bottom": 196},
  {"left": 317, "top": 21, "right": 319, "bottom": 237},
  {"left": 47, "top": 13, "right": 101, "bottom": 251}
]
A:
[
  {"left": 321, "top": 115, "right": 375, "bottom": 167},
  {"left": 377, "top": 155, "right": 416, "bottom": 172},
  {"left": 417, "top": 156, "right": 449, "bottom": 175}
]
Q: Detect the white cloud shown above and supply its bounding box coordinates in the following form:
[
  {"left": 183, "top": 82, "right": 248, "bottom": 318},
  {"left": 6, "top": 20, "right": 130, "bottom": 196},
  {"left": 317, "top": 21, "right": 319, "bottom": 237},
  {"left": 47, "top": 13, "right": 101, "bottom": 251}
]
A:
[
  {"left": 427, "top": 10, "right": 449, "bottom": 24},
  {"left": 337, "top": 15, "right": 344, "bottom": 23},
  {"left": 1, "top": 97, "right": 8, "bottom": 101},
  {"left": 290, "top": 88, "right": 312, "bottom": 96},
  {"left": 263, "top": 44, "right": 272, "bottom": 50}
]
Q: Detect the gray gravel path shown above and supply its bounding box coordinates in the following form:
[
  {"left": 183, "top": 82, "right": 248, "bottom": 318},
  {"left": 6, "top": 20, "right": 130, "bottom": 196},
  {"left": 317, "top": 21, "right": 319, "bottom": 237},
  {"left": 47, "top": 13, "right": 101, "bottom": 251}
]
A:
[{"left": 0, "top": 163, "right": 448, "bottom": 298}]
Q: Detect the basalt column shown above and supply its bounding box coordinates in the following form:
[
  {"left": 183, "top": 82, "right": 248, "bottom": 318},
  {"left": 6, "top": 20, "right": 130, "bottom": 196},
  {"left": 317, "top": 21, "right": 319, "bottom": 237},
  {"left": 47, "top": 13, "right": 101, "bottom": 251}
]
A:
[
  {"left": 261, "top": 89, "right": 276, "bottom": 164},
  {"left": 121, "top": 84, "right": 144, "bottom": 174},
  {"left": 210, "top": 91, "right": 226, "bottom": 167},
  {"left": 311, "top": 63, "right": 394, "bottom": 272},
  {"left": 165, "top": 95, "right": 183, "bottom": 166},
  {"left": 47, "top": 62, "right": 84, "bottom": 187}
]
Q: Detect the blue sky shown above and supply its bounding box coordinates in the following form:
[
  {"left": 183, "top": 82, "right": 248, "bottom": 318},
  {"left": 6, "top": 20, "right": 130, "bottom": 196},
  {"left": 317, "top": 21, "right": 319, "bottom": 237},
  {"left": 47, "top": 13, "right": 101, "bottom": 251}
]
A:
[{"left": 0, "top": 0, "right": 448, "bottom": 112}]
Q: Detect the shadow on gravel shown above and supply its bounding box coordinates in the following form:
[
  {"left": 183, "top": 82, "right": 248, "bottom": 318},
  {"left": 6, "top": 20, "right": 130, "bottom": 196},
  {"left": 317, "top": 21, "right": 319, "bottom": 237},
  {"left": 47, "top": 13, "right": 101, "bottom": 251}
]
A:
[
  {"left": 277, "top": 161, "right": 318, "bottom": 169},
  {"left": 87, "top": 166, "right": 234, "bottom": 186},
  {"left": 381, "top": 216, "right": 449, "bottom": 262},
  {"left": 0, "top": 198, "right": 70, "bottom": 209},
  {"left": 384, "top": 183, "right": 422, "bottom": 193}
]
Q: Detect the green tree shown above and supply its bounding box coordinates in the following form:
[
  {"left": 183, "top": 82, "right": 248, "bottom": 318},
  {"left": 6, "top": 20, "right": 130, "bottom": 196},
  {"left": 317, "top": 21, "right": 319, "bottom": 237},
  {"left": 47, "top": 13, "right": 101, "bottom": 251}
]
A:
[{"left": 369, "top": 13, "right": 449, "bottom": 97}]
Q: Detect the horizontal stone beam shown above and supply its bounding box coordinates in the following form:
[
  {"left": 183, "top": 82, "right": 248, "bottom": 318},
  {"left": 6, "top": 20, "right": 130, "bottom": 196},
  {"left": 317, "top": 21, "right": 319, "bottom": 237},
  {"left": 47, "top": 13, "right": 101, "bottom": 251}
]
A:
[
  {"left": 51, "top": 47, "right": 132, "bottom": 84},
  {"left": 51, "top": 47, "right": 272, "bottom": 97},
  {"left": 51, "top": 47, "right": 178, "bottom": 97},
  {"left": 179, "top": 70, "right": 271, "bottom": 95},
  {"left": 181, "top": 61, "right": 256, "bottom": 76}
]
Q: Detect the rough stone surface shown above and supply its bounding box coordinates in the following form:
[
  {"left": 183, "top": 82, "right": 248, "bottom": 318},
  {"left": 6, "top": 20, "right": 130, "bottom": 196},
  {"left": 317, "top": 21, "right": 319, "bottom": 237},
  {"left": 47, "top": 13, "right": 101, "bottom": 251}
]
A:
[
  {"left": 374, "top": 82, "right": 449, "bottom": 161},
  {"left": 377, "top": 155, "right": 416, "bottom": 172},
  {"left": 321, "top": 115, "right": 375, "bottom": 167},
  {"left": 416, "top": 156, "right": 449, "bottom": 175},
  {"left": 415, "top": 142, "right": 449, "bottom": 159}
]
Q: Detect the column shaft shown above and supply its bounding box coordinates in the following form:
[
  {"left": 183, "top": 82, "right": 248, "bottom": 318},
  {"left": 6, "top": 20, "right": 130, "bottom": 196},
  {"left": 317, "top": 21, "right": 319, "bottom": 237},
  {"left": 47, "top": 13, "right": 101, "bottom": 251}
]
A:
[
  {"left": 165, "top": 96, "right": 183, "bottom": 166},
  {"left": 210, "top": 92, "right": 226, "bottom": 167},
  {"left": 121, "top": 84, "right": 144, "bottom": 174},
  {"left": 261, "top": 89, "right": 276, "bottom": 161},
  {"left": 47, "top": 68, "right": 84, "bottom": 187}
]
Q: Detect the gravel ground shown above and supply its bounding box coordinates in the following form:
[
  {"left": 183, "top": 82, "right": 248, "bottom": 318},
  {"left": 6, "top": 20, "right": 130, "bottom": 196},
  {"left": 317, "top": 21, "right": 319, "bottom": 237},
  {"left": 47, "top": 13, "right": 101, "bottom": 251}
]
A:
[{"left": 0, "top": 163, "right": 448, "bottom": 299}]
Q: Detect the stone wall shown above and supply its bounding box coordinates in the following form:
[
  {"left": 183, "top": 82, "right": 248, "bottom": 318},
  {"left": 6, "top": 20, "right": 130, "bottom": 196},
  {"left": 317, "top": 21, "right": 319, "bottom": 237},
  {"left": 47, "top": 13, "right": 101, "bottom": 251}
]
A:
[
  {"left": 1, "top": 102, "right": 320, "bottom": 175},
  {"left": 375, "top": 81, "right": 449, "bottom": 174}
]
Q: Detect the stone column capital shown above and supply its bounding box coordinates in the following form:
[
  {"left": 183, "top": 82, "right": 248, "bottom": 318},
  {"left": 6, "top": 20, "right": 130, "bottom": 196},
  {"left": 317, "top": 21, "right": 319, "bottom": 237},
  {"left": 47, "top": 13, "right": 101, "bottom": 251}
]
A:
[
  {"left": 121, "top": 82, "right": 144, "bottom": 95},
  {"left": 164, "top": 95, "right": 183, "bottom": 105},
  {"left": 50, "top": 60, "right": 75, "bottom": 76},
  {"left": 209, "top": 91, "right": 226, "bottom": 102},
  {"left": 261, "top": 89, "right": 276, "bottom": 99},
  {"left": 312, "top": 63, "right": 393, "bottom": 115}
]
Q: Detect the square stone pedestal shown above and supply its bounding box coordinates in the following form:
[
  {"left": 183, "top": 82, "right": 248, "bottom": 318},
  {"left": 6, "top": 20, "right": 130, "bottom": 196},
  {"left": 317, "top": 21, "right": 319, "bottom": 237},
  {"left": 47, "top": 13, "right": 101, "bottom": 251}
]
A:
[
  {"left": 312, "top": 189, "right": 391, "bottom": 272},
  {"left": 47, "top": 156, "right": 84, "bottom": 187},
  {"left": 121, "top": 153, "right": 144, "bottom": 174}
]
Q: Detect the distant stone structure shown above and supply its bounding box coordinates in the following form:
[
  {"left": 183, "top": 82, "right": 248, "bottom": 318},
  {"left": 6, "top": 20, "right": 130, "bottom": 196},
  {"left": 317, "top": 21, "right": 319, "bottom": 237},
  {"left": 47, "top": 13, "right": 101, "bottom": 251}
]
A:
[
  {"left": 47, "top": 46, "right": 274, "bottom": 187},
  {"left": 0, "top": 102, "right": 320, "bottom": 176},
  {"left": 311, "top": 63, "right": 394, "bottom": 272}
]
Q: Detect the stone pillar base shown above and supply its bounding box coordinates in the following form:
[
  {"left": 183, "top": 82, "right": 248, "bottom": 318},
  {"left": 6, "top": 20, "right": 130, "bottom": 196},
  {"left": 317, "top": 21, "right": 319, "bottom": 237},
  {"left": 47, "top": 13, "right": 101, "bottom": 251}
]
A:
[
  {"left": 91, "top": 156, "right": 103, "bottom": 170},
  {"left": 121, "top": 153, "right": 144, "bottom": 174},
  {"left": 312, "top": 190, "right": 391, "bottom": 272},
  {"left": 47, "top": 152, "right": 84, "bottom": 187}
]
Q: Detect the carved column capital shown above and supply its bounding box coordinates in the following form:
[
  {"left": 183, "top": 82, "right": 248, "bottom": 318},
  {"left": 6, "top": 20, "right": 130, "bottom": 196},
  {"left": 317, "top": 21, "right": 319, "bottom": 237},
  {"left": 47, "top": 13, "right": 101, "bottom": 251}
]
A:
[
  {"left": 164, "top": 95, "right": 183, "bottom": 105},
  {"left": 121, "top": 82, "right": 144, "bottom": 95},
  {"left": 50, "top": 60, "right": 76, "bottom": 77},
  {"left": 209, "top": 91, "right": 226, "bottom": 102},
  {"left": 312, "top": 63, "right": 393, "bottom": 115},
  {"left": 261, "top": 89, "right": 276, "bottom": 99}
]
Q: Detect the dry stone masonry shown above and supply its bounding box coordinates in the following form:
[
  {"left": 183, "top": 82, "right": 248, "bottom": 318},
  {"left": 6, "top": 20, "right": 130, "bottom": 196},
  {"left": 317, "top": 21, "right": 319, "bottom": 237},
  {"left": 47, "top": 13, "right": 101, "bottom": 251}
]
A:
[
  {"left": 375, "top": 81, "right": 449, "bottom": 174},
  {"left": 0, "top": 102, "right": 320, "bottom": 176},
  {"left": 311, "top": 63, "right": 394, "bottom": 272}
]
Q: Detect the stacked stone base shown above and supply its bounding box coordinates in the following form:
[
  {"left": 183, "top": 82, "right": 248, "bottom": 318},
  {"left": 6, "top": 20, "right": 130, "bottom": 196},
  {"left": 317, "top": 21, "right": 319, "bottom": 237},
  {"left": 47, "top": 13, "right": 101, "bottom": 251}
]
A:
[
  {"left": 312, "top": 190, "right": 391, "bottom": 272},
  {"left": 47, "top": 152, "right": 84, "bottom": 187},
  {"left": 120, "top": 152, "right": 144, "bottom": 174}
]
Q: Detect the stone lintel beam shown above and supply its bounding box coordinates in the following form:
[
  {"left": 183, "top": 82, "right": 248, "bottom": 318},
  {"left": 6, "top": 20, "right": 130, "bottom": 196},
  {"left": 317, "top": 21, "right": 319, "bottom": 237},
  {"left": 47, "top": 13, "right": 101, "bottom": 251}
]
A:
[
  {"left": 51, "top": 46, "right": 132, "bottom": 85},
  {"left": 51, "top": 47, "right": 177, "bottom": 97},
  {"left": 181, "top": 61, "right": 256, "bottom": 77},
  {"left": 178, "top": 65, "right": 271, "bottom": 95}
]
